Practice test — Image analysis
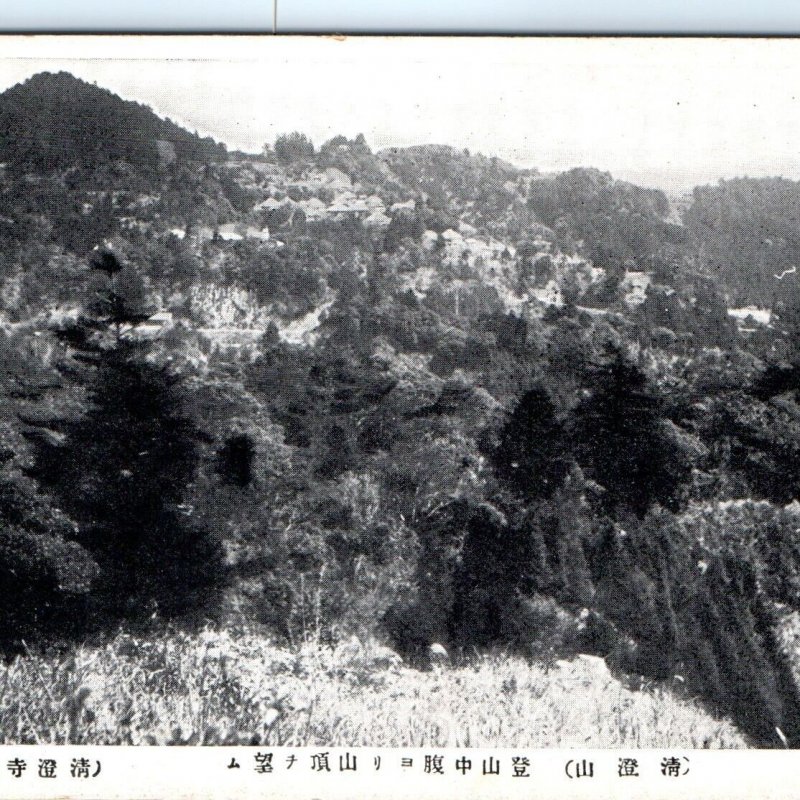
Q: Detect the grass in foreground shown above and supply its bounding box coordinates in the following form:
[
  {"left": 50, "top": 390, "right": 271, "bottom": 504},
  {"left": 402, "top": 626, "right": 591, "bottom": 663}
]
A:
[{"left": 0, "top": 627, "right": 748, "bottom": 747}]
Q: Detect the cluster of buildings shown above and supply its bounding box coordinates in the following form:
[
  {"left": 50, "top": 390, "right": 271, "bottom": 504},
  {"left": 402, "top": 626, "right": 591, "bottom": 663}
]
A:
[{"left": 255, "top": 191, "right": 398, "bottom": 229}]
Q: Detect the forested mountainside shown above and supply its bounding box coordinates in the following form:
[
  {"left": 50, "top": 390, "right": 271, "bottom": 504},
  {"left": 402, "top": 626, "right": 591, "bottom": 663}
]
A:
[
  {"left": 0, "top": 72, "right": 226, "bottom": 176},
  {"left": 4, "top": 72, "right": 800, "bottom": 747}
]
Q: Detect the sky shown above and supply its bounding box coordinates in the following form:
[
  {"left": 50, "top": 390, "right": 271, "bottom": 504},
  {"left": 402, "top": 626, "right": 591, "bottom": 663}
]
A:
[{"left": 1, "top": 36, "right": 800, "bottom": 192}]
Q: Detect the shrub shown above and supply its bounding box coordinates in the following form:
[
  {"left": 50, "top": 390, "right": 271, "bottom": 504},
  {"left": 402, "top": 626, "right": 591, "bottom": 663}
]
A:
[
  {"left": 704, "top": 392, "right": 800, "bottom": 505},
  {"left": 385, "top": 499, "right": 539, "bottom": 656},
  {"left": 0, "top": 464, "right": 97, "bottom": 646},
  {"left": 500, "top": 594, "right": 584, "bottom": 662},
  {"left": 0, "top": 527, "right": 98, "bottom": 645}
]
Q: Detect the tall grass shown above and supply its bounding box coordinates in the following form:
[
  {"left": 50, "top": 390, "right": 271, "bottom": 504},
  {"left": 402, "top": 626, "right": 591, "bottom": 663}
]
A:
[{"left": 0, "top": 627, "right": 748, "bottom": 747}]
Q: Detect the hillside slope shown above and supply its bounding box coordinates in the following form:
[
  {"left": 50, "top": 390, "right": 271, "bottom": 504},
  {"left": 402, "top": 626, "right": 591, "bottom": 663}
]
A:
[
  {"left": 0, "top": 628, "right": 749, "bottom": 747},
  {"left": 0, "top": 71, "right": 227, "bottom": 175}
]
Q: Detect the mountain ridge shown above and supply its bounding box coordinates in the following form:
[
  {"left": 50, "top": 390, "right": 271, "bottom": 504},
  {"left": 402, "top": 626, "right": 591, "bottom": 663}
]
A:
[{"left": 0, "top": 71, "right": 227, "bottom": 176}]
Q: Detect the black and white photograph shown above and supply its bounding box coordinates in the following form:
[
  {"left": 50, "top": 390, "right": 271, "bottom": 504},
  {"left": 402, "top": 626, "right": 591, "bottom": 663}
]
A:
[{"left": 0, "top": 35, "right": 799, "bottom": 754}]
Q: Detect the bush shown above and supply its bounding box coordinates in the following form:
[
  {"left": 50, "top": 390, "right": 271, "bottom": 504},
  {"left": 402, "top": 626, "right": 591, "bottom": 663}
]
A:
[
  {"left": 385, "top": 499, "right": 539, "bottom": 656},
  {"left": 500, "top": 594, "right": 584, "bottom": 662},
  {"left": 0, "top": 465, "right": 97, "bottom": 646},
  {"left": 0, "top": 527, "right": 98, "bottom": 645},
  {"left": 704, "top": 392, "right": 800, "bottom": 505}
]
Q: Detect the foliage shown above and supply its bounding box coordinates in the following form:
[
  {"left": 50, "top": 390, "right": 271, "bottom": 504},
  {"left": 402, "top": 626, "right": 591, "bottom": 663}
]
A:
[
  {"left": 26, "top": 338, "right": 225, "bottom": 618},
  {"left": 274, "top": 132, "right": 315, "bottom": 163},
  {"left": 5, "top": 70, "right": 800, "bottom": 749},
  {"left": 0, "top": 71, "right": 226, "bottom": 177},
  {"left": 0, "top": 463, "right": 98, "bottom": 646},
  {"left": 571, "top": 351, "right": 692, "bottom": 516},
  {"left": 0, "top": 526, "right": 97, "bottom": 645},
  {"left": 490, "top": 385, "right": 570, "bottom": 501},
  {"left": 383, "top": 210, "right": 425, "bottom": 253},
  {"left": 701, "top": 390, "right": 800, "bottom": 505},
  {"left": 0, "top": 337, "right": 99, "bottom": 646},
  {"left": 588, "top": 502, "right": 800, "bottom": 746},
  {"left": 685, "top": 177, "right": 800, "bottom": 306},
  {"left": 527, "top": 168, "right": 678, "bottom": 274}
]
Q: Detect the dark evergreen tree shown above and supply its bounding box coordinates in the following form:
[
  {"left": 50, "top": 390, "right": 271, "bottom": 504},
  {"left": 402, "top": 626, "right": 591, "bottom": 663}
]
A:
[
  {"left": 89, "top": 244, "right": 124, "bottom": 277},
  {"left": 23, "top": 250, "right": 224, "bottom": 619},
  {"left": 383, "top": 210, "right": 424, "bottom": 253},
  {"left": 571, "top": 351, "right": 690, "bottom": 517},
  {"left": 27, "top": 338, "right": 223, "bottom": 616},
  {"left": 491, "top": 386, "right": 570, "bottom": 501},
  {"left": 449, "top": 502, "right": 534, "bottom": 647}
]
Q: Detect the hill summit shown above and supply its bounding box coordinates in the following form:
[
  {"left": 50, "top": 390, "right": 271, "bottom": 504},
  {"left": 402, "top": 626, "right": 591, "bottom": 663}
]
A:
[{"left": 0, "top": 71, "right": 226, "bottom": 175}]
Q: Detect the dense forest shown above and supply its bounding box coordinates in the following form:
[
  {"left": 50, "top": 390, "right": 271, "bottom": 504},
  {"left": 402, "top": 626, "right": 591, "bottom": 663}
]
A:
[{"left": 4, "top": 71, "right": 800, "bottom": 747}]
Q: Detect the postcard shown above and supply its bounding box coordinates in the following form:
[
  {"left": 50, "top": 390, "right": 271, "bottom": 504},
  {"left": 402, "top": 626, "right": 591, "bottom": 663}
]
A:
[{"left": 0, "top": 34, "right": 798, "bottom": 799}]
